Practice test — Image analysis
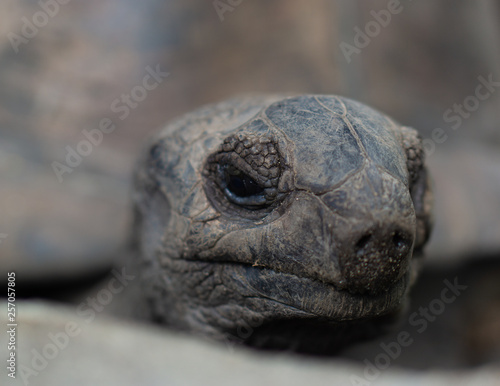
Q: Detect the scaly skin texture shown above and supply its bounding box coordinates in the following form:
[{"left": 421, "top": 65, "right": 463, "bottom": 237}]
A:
[{"left": 130, "top": 95, "right": 433, "bottom": 354}]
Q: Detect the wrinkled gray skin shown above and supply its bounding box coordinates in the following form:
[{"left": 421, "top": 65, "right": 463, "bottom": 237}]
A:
[{"left": 130, "top": 95, "right": 433, "bottom": 354}]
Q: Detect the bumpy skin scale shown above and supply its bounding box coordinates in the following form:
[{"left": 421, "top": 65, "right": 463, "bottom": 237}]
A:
[{"left": 131, "top": 95, "right": 433, "bottom": 353}]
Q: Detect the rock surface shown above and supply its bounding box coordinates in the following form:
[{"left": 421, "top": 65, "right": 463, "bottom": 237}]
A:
[{"left": 2, "top": 301, "right": 499, "bottom": 386}]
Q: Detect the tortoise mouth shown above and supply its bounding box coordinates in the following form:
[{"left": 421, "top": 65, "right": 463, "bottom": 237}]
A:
[{"left": 222, "top": 262, "right": 410, "bottom": 321}]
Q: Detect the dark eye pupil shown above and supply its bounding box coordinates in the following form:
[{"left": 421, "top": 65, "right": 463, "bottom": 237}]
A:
[{"left": 225, "top": 170, "right": 264, "bottom": 197}]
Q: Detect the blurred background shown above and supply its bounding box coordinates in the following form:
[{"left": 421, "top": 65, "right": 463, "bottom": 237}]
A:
[{"left": 1, "top": 0, "right": 500, "bottom": 372}]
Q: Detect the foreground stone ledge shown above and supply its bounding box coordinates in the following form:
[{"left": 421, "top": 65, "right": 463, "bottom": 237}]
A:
[{"left": 1, "top": 301, "right": 499, "bottom": 386}]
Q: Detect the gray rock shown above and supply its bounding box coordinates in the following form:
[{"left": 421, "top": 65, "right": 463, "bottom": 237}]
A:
[{"left": 3, "top": 301, "right": 499, "bottom": 386}]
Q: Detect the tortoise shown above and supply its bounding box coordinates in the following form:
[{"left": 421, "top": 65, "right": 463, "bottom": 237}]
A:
[
  {"left": 4, "top": 94, "right": 500, "bottom": 385},
  {"left": 127, "top": 94, "right": 433, "bottom": 353}
]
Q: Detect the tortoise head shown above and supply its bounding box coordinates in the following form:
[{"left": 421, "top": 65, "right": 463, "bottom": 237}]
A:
[{"left": 131, "top": 95, "right": 433, "bottom": 352}]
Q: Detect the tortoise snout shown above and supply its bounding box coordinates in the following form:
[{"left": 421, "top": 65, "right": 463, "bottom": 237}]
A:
[{"left": 339, "top": 223, "right": 415, "bottom": 295}]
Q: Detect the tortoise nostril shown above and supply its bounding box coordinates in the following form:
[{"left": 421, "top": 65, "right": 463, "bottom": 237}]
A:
[
  {"left": 392, "top": 232, "right": 404, "bottom": 249},
  {"left": 355, "top": 233, "right": 372, "bottom": 250},
  {"left": 352, "top": 228, "right": 411, "bottom": 255},
  {"left": 392, "top": 230, "right": 410, "bottom": 252}
]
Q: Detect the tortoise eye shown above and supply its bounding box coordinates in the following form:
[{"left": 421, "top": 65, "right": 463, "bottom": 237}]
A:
[
  {"left": 224, "top": 166, "right": 264, "bottom": 198},
  {"left": 204, "top": 132, "right": 287, "bottom": 215},
  {"left": 221, "top": 165, "right": 267, "bottom": 207}
]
